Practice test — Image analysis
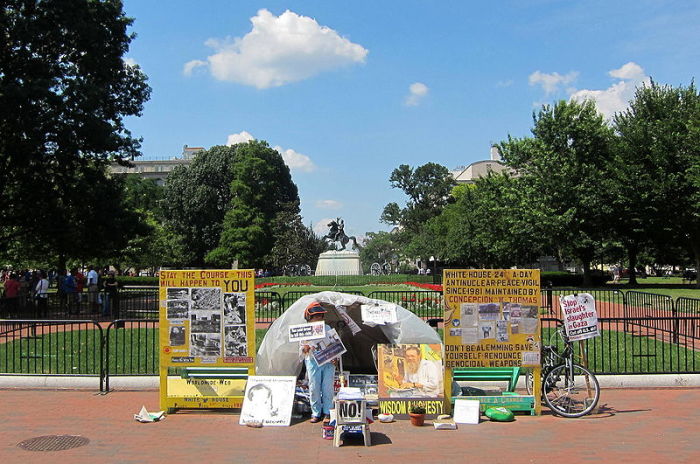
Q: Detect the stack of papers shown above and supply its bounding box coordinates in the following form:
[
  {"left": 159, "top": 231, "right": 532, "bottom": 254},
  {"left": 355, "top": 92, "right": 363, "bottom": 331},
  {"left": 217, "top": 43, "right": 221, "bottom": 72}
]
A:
[{"left": 337, "top": 387, "right": 364, "bottom": 400}]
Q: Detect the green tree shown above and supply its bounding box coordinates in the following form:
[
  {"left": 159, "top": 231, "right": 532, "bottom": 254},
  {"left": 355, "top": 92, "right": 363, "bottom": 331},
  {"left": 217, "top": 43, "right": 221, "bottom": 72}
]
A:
[
  {"left": 360, "top": 231, "right": 401, "bottom": 272},
  {"left": 266, "top": 212, "right": 326, "bottom": 271},
  {"left": 499, "top": 99, "right": 614, "bottom": 285},
  {"left": 612, "top": 81, "right": 700, "bottom": 286},
  {"left": 381, "top": 163, "right": 456, "bottom": 259},
  {"left": 207, "top": 141, "right": 300, "bottom": 268},
  {"left": 0, "top": 0, "right": 151, "bottom": 260},
  {"left": 162, "top": 146, "right": 238, "bottom": 266}
]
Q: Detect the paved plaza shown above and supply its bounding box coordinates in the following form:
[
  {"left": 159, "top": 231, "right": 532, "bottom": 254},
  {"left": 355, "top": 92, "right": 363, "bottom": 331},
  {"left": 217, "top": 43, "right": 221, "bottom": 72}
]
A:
[{"left": 1, "top": 387, "right": 697, "bottom": 463}]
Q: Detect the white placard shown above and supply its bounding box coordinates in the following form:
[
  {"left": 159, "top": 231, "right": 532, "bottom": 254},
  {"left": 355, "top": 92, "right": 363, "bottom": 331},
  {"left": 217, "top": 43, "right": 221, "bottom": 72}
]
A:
[
  {"left": 239, "top": 376, "right": 296, "bottom": 426},
  {"left": 288, "top": 321, "right": 326, "bottom": 342},
  {"left": 361, "top": 303, "right": 398, "bottom": 325},
  {"left": 560, "top": 293, "right": 600, "bottom": 341},
  {"left": 453, "top": 399, "right": 480, "bottom": 424}
]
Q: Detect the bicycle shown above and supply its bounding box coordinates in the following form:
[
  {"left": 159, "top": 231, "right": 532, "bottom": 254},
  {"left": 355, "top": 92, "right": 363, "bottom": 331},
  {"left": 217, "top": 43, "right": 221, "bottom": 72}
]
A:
[{"left": 526, "top": 324, "right": 600, "bottom": 418}]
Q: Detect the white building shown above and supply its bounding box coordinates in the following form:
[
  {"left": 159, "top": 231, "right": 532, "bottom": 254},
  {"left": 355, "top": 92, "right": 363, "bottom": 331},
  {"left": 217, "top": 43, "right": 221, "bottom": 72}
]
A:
[
  {"left": 109, "top": 145, "right": 204, "bottom": 185},
  {"left": 451, "top": 146, "right": 514, "bottom": 184}
]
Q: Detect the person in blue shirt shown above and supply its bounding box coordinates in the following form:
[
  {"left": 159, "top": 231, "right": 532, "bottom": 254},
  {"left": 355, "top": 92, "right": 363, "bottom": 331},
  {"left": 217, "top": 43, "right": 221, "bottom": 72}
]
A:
[{"left": 301, "top": 301, "right": 336, "bottom": 423}]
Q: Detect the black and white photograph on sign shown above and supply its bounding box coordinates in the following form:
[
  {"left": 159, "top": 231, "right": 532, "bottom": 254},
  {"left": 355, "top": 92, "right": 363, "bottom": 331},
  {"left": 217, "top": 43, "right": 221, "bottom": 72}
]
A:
[
  {"left": 478, "top": 303, "right": 500, "bottom": 320},
  {"left": 167, "top": 299, "right": 189, "bottom": 320},
  {"left": 520, "top": 305, "right": 539, "bottom": 334},
  {"left": 190, "top": 311, "right": 221, "bottom": 333},
  {"left": 478, "top": 321, "right": 495, "bottom": 340},
  {"left": 224, "top": 326, "right": 248, "bottom": 356},
  {"left": 496, "top": 320, "right": 509, "bottom": 342},
  {"left": 169, "top": 326, "right": 186, "bottom": 346},
  {"left": 460, "top": 303, "right": 478, "bottom": 327},
  {"left": 191, "top": 287, "right": 221, "bottom": 311},
  {"left": 167, "top": 287, "right": 189, "bottom": 300},
  {"left": 239, "top": 376, "right": 296, "bottom": 426},
  {"left": 461, "top": 327, "right": 478, "bottom": 344},
  {"left": 190, "top": 333, "right": 221, "bottom": 357},
  {"left": 223, "top": 293, "right": 246, "bottom": 325}
]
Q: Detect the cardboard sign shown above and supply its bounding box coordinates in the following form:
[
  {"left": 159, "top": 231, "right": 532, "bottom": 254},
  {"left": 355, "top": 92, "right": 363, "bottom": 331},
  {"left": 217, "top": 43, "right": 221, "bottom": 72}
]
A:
[
  {"left": 453, "top": 399, "right": 480, "bottom": 424},
  {"left": 288, "top": 321, "right": 326, "bottom": 342},
  {"left": 361, "top": 303, "right": 398, "bottom": 325},
  {"left": 239, "top": 376, "right": 296, "bottom": 426},
  {"left": 560, "top": 293, "right": 600, "bottom": 341}
]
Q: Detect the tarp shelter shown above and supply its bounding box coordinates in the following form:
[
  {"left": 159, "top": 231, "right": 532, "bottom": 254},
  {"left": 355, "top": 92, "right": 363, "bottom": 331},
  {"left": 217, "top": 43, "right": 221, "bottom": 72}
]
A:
[{"left": 256, "top": 291, "right": 442, "bottom": 376}]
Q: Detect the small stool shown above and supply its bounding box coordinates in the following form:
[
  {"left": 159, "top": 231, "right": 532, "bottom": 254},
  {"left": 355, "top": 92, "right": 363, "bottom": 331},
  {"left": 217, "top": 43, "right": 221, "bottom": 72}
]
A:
[{"left": 333, "top": 399, "right": 371, "bottom": 447}]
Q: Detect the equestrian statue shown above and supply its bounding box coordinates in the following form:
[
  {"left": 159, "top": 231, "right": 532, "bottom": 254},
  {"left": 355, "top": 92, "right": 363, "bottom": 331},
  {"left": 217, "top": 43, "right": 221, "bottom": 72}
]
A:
[{"left": 322, "top": 218, "right": 360, "bottom": 251}]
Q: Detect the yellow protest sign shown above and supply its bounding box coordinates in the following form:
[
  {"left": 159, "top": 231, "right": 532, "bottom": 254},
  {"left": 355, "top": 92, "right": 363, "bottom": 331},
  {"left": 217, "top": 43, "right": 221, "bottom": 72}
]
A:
[
  {"left": 443, "top": 269, "right": 542, "bottom": 414},
  {"left": 159, "top": 269, "right": 255, "bottom": 411}
]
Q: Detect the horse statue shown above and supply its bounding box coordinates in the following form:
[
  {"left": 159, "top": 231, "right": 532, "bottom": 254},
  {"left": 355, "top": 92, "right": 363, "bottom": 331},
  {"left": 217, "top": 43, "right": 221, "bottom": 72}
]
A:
[{"left": 322, "top": 218, "right": 360, "bottom": 251}]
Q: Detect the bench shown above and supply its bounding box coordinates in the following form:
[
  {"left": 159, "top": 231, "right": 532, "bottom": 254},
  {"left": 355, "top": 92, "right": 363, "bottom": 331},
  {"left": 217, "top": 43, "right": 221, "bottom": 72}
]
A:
[
  {"left": 180, "top": 367, "right": 250, "bottom": 380},
  {"left": 452, "top": 367, "right": 521, "bottom": 392},
  {"left": 451, "top": 367, "right": 535, "bottom": 415}
]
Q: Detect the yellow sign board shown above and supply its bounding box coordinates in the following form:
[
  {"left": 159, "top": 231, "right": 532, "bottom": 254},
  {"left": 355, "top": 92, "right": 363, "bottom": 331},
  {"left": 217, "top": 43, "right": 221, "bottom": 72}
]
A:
[
  {"left": 159, "top": 269, "right": 255, "bottom": 411},
  {"left": 443, "top": 269, "right": 542, "bottom": 414}
]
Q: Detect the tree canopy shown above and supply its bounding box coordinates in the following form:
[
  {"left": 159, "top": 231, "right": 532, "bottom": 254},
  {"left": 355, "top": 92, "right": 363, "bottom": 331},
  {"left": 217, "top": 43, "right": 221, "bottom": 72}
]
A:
[{"left": 0, "top": 0, "right": 151, "bottom": 265}]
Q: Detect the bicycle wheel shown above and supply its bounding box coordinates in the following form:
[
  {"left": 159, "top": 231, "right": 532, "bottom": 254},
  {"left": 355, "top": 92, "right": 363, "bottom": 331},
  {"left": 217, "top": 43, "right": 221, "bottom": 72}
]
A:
[
  {"left": 370, "top": 263, "right": 381, "bottom": 276},
  {"left": 543, "top": 364, "right": 600, "bottom": 418}
]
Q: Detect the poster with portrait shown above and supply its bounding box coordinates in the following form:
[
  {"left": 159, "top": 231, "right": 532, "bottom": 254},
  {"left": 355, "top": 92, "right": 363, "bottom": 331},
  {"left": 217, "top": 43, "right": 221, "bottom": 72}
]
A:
[
  {"left": 239, "top": 376, "right": 297, "bottom": 426},
  {"left": 377, "top": 344, "right": 446, "bottom": 418}
]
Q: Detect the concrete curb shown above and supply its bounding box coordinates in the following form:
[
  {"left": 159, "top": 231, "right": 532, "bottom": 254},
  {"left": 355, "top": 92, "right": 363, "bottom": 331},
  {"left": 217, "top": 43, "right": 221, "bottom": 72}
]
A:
[{"left": 2, "top": 374, "right": 700, "bottom": 390}]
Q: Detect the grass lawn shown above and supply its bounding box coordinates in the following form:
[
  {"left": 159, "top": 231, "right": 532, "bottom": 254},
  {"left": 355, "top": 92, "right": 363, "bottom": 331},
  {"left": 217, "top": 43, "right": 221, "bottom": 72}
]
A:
[{"left": 0, "top": 328, "right": 270, "bottom": 375}]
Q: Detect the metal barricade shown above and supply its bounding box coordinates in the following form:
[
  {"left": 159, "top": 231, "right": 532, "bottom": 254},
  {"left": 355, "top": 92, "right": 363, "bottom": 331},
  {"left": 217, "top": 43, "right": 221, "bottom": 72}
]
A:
[
  {"left": 0, "top": 319, "right": 104, "bottom": 390},
  {"left": 104, "top": 319, "right": 159, "bottom": 391}
]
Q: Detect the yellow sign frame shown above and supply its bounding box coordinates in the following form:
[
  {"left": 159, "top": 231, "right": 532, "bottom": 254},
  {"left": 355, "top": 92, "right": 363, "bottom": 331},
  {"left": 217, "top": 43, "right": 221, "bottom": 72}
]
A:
[
  {"left": 442, "top": 269, "right": 542, "bottom": 415},
  {"left": 159, "top": 269, "right": 256, "bottom": 411}
]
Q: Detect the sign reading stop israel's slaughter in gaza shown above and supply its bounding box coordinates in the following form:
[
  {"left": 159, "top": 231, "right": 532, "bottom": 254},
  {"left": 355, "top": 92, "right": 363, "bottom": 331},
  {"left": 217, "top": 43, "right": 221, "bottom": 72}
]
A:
[
  {"left": 443, "top": 269, "right": 541, "bottom": 369},
  {"left": 560, "top": 293, "right": 600, "bottom": 341}
]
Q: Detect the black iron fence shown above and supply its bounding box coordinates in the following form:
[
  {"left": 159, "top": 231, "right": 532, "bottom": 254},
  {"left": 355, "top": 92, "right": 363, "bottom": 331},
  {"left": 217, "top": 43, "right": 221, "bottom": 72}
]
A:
[
  {"left": 104, "top": 319, "right": 158, "bottom": 391},
  {"left": 0, "top": 319, "right": 105, "bottom": 390},
  {"left": 1, "top": 291, "right": 699, "bottom": 389},
  {"left": 365, "top": 290, "right": 444, "bottom": 321},
  {"left": 540, "top": 316, "right": 700, "bottom": 375}
]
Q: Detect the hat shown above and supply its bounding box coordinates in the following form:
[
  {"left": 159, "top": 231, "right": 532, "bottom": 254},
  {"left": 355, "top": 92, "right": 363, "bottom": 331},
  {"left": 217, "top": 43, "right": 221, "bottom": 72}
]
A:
[{"left": 304, "top": 301, "right": 327, "bottom": 320}]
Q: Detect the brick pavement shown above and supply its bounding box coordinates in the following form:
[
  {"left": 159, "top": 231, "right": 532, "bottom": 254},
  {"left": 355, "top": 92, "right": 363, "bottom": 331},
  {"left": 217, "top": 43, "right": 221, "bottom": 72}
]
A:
[{"left": 1, "top": 387, "right": 698, "bottom": 463}]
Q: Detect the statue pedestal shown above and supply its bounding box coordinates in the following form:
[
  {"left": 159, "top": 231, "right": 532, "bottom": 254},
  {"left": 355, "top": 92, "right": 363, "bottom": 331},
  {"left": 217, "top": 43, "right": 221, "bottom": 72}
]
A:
[{"left": 315, "top": 250, "right": 362, "bottom": 276}]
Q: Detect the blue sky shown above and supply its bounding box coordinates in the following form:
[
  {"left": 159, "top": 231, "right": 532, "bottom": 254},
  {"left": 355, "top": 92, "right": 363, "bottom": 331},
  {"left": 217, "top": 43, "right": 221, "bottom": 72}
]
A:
[{"left": 122, "top": 0, "right": 700, "bottom": 237}]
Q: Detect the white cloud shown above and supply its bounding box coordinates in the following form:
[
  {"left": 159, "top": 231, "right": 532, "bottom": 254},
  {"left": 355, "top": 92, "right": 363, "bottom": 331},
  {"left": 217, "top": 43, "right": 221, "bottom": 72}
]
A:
[
  {"left": 496, "top": 79, "right": 514, "bottom": 88},
  {"left": 183, "top": 59, "right": 207, "bottom": 76},
  {"left": 226, "top": 131, "right": 255, "bottom": 146},
  {"left": 184, "top": 9, "right": 368, "bottom": 88},
  {"left": 315, "top": 199, "right": 343, "bottom": 210},
  {"left": 570, "top": 62, "right": 650, "bottom": 119},
  {"left": 404, "top": 82, "right": 429, "bottom": 106},
  {"left": 314, "top": 218, "right": 335, "bottom": 235},
  {"left": 123, "top": 57, "right": 138, "bottom": 67},
  {"left": 273, "top": 145, "right": 317, "bottom": 173},
  {"left": 529, "top": 70, "right": 579, "bottom": 95},
  {"left": 224, "top": 131, "right": 317, "bottom": 172}
]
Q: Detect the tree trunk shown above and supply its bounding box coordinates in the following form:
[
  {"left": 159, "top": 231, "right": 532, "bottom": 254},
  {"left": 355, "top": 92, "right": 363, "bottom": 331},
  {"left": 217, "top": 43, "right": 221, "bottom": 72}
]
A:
[
  {"left": 691, "top": 239, "right": 700, "bottom": 290},
  {"left": 627, "top": 245, "right": 638, "bottom": 286},
  {"left": 581, "top": 260, "right": 592, "bottom": 287}
]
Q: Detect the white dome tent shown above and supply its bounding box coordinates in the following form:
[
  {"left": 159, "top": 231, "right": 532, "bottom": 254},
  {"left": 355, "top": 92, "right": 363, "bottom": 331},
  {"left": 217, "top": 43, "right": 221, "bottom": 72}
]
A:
[{"left": 256, "top": 291, "right": 442, "bottom": 376}]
